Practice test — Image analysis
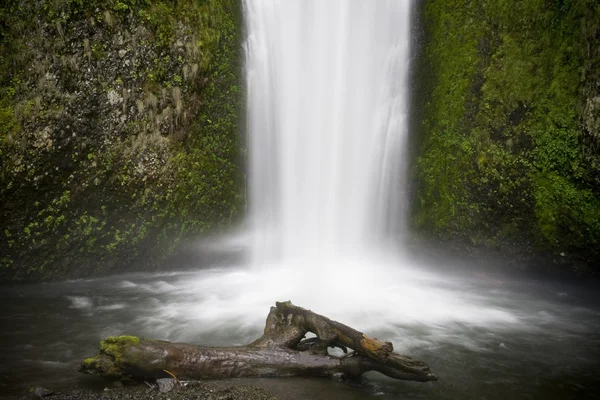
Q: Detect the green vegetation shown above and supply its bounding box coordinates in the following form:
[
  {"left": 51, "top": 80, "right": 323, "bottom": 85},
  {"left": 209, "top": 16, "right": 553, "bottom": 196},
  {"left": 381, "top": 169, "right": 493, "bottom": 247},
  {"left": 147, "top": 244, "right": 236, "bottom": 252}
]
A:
[
  {"left": 414, "top": 0, "right": 600, "bottom": 268},
  {"left": 82, "top": 335, "right": 142, "bottom": 379},
  {"left": 0, "top": 0, "right": 243, "bottom": 280},
  {"left": 100, "top": 335, "right": 141, "bottom": 353}
]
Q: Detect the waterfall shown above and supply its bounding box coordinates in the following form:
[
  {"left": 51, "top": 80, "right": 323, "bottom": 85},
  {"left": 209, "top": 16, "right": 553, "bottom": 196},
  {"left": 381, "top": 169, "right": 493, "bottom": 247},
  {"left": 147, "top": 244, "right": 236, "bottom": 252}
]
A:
[
  {"left": 244, "top": 0, "right": 412, "bottom": 266},
  {"left": 159, "top": 1, "right": 519, "bottom": 335}
]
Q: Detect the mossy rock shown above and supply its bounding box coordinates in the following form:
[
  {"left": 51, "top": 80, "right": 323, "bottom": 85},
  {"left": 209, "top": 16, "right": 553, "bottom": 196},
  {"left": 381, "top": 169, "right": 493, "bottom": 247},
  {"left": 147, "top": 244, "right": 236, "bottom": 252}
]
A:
[
  {"left": 412, "top": 0, "right": 600, "bottom": 269},
  {"left": 0, "top": 0, "right": 244, "bottom": 281}
]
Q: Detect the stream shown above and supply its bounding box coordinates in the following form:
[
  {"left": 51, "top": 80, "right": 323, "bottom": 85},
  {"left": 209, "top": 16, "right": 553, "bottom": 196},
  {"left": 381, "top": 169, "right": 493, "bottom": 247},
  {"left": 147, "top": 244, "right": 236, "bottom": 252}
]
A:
[{"left": 1, "top": 253, "right": 599, "bottom": 399}]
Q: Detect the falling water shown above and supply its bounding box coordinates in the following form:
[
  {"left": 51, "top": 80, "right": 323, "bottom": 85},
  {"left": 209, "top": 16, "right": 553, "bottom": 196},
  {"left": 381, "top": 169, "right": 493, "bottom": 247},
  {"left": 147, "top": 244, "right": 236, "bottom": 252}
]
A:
[
  {"left": 126, "top": 0, "right": 525, "bottom": 347},
  {"left": 236, "top": 0, "right": 520, "bottom": 330},
  {"left": 245, "top": 0, "right": 411, "bottom": 265}
]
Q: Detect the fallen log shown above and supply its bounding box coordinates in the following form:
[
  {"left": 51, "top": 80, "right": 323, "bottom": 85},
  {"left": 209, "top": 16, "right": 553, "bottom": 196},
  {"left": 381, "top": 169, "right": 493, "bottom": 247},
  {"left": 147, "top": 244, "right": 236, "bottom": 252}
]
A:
[{"left": 79, "top": 301, "right": 438, "bottom": 383}]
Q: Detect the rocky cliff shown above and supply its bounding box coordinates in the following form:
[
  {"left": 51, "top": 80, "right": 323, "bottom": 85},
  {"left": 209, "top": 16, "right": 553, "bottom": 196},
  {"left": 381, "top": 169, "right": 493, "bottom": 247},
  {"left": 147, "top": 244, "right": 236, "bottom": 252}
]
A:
[
  {"left": 0, "top": 0, "right": 243, "bottom": 280},
  {"left": 413, "top": 0, "right": 600, "bottom": 271}
]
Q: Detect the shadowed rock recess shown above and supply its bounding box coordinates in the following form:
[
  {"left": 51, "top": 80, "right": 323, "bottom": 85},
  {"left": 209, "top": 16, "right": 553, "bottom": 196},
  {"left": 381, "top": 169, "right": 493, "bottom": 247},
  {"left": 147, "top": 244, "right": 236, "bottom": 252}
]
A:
[{"left": 0, "top": 0, "right": 244, "bottom": 280}]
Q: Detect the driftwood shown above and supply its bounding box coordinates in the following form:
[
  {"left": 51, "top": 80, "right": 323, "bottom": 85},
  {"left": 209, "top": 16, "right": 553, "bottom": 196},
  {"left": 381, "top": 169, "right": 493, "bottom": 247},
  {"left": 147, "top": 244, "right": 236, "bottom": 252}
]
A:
[{"left": 79, "top": 301, "right": 438, "bottom": 383}]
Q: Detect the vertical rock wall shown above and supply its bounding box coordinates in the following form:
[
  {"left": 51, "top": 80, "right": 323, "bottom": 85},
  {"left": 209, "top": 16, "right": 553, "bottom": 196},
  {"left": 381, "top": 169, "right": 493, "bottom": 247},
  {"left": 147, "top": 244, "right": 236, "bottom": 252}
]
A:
[
  {"left": 0, "top": 0, "right": 243, "bottom": 280},
  {"left": 413, "top": 0, "right": 600, "bottom": 270}
]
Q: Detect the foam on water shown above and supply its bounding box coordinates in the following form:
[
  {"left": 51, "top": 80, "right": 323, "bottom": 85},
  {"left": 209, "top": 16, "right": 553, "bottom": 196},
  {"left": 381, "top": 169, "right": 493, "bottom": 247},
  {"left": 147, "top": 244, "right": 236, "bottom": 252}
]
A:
[
  {"left": 66, "top": 296, "right": 93, "bottom": 310},
  {"left": 131, "top": 257, "right": 523, "bottom": 350}
]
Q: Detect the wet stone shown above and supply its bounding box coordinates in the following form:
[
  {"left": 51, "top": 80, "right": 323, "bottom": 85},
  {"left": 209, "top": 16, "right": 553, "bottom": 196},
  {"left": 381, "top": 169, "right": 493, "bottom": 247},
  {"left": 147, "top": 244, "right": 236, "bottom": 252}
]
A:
[
  {"left": 156, "top": 378, "right": 176, "bottom": 393},
  {"left": 33, "top": 387, "right": 54, "bottom": 397}
]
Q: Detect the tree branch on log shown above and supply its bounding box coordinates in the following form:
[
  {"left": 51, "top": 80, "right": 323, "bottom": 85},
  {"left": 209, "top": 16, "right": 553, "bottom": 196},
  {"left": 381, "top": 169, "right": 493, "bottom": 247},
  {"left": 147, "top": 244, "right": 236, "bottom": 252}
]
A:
[{"left": 79, "top": 301, "right": 438, "bottom": 383}]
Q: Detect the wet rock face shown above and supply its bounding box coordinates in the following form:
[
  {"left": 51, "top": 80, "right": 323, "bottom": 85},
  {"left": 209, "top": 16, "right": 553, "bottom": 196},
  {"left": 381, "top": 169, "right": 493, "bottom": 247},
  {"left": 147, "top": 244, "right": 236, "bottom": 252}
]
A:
[
  {"left": 0, "top": 1, "right": 243, "bottom": 280},
  {"left": 14, "top": 8, "right": 188, "bottom": 186},
  {"left": 412, "top": 0, "right": 600, "bottom": 269}
]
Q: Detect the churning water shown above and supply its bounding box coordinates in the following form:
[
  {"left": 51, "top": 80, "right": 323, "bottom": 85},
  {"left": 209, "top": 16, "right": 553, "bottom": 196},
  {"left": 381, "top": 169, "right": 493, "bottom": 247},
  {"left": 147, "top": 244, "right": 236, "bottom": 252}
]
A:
[{"left": 1, "top": 268, "right": 599, "bottom": 398}]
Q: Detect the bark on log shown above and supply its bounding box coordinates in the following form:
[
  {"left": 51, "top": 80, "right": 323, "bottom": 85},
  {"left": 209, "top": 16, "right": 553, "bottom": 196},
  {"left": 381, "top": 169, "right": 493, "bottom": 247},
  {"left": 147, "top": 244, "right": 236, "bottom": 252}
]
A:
[{"left": 79, "top": 301, "right": 438, "bottom": 383}]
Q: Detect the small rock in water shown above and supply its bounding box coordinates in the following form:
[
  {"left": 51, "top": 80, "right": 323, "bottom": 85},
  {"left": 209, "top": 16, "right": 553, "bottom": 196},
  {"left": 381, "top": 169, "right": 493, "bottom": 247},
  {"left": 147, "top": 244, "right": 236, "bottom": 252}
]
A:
[
  {"left": 332, "top": 372, "right": 346, "bottom": 381},
  {"left": 157, "top": 378, "right": 177, "bottom": 393},
  {"left": 33, "top": 387, "right": 54, "bottom": 397}
]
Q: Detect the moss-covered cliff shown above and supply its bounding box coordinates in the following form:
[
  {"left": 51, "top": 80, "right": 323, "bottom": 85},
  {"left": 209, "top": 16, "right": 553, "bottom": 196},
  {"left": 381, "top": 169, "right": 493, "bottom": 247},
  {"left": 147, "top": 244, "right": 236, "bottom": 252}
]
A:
[
  {"left": 0, "top": 0, "right": 243, "bottom": 280},
  {"left": 413, "top": 0, "right": 600, "bottom": 270}
]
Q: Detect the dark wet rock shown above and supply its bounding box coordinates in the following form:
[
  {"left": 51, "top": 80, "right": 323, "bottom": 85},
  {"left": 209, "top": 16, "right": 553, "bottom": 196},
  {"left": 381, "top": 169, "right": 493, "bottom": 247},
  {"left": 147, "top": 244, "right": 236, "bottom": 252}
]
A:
[
  {"left": 332, "top": 372, "right": 346, "bottom": 381},
  {"left": 156, "top": 378, "right": 176, "bottom": 393},
  {"left": 0, "top": 0, "right": 243, "bottom": 282},
  {"left": 32, "top": 387, "right": 54, "bottom": 398}
]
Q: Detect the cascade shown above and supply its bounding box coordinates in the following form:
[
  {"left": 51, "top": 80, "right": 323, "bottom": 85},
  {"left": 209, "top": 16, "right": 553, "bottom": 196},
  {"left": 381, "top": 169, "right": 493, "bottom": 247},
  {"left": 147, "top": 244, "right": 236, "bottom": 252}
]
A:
[
  {"left": 176, "top": 0, "right": 517, "bottom": 336},
  {"left": 245, "top": 0, "right": 411, "bottom": 265}
]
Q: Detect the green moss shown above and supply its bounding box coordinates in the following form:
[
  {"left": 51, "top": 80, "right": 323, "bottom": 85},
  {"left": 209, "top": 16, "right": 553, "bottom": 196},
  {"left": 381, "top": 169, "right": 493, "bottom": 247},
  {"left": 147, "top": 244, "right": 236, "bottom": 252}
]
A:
[
  {"left": 80, "top": 336, "right": 141, "bottom": 379},
  {"left": 100, "top": 335, "right": 140, "bottom": 355},
  {"left": 98, "top": 336, "right": 140, "bottom": 376},
  {"left": 82, "top": 357, "right": 97, "bottom": 366},
  {"left": 0, "top": 0, "right": 243, "bottom": 281},
  {"left": 414, "top": 0, "right": 600, "bottom": 266}
]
